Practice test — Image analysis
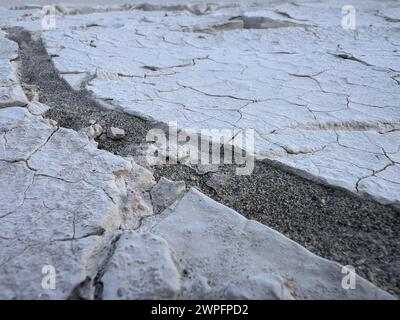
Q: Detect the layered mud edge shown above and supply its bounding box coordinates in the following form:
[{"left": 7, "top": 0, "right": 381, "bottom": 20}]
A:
[{"left": 4, "top": 26, "right": 400, "bottom": 297}]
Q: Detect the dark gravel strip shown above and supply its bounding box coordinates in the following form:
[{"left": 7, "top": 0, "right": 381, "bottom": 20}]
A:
[{"left": 6, "top": 27, "right": 400, "bottom": 297}]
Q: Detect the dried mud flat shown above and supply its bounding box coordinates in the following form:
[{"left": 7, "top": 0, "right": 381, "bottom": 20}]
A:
[{"left": 0, "top": 1, "right": 399, "bottom": 299}]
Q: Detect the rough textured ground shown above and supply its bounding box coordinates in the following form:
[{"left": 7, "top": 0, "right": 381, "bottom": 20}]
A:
[
  {"left": 4, "top": 19, "right": 399, "bottom": 297},
  {"left": 2, "top": 0, "right": 399, "bottom": 207},
  {"left": 0, "top": 1, "right": 399, "bottom": 300},
  {"left": 153, "top": 163, "right": 400, "bottom": 296},
  {"left": 0, "top": 47, "right": 392, "bottom": 300},
  {"left": 6, "top": 27, "right": 166, "bottom": 154}
]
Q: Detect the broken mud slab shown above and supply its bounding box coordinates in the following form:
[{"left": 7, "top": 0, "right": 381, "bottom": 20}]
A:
[
  {"left": 153, "top": 162, "right": 400, "bottom": 297},
  {"left": 6, "top": 27, "right": 400, "bottom": 297}
]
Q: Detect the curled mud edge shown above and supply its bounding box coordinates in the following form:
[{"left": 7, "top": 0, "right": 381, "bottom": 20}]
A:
[{"left": 5, "top": 27, "right": 400, "bottom": 297}]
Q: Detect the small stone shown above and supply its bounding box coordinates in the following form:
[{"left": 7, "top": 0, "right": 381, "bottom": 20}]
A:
[
  {"left": 48, "top": 119, "right": 58, "bottom": 127},
  {"left": 93, "top": 124, "right": 103, "bottom": 137},
  {"left": 150, "top": 177, "right": 186, "bottom": 214},
  {"left": 79, "top": 124, "right": 103, "bottom": 143},
  {"left": 108, "top": 127, "right": 126, "bottom": 140}
]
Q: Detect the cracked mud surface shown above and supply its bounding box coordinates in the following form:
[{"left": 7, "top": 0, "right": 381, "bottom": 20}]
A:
[
  {"left": 1, "top": 1, "right": 399, "bottom": 299},
  {"left": 6, "top": 28, "right": 167, "bottom": 157},
  {"left": 5, "top": 0, "right": 398, "bottom": 207},
  {"left": 5, "top": 21, "right": 400, "bottom": 297}
]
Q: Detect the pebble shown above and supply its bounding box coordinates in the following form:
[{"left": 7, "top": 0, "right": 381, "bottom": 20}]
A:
[{"left": 108, "top": 127, "right": 126, "bottom": 140}]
